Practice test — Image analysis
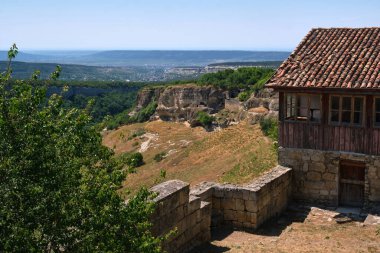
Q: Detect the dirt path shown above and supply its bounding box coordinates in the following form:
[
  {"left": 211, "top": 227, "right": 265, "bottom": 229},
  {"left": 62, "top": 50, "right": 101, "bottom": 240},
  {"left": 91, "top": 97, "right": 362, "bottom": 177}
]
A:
[
  {"left": 191, "top": 206, "right": 380, "bottom": 253},
  {"left": 139, "top": 133, "right": 159, "bottom": 152}
]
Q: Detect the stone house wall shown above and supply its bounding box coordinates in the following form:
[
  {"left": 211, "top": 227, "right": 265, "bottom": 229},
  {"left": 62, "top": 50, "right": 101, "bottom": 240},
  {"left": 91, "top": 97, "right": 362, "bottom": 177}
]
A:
[
  {"left": 150, "top": 165, "right": 292, "bottom": 253},
  {"left": 278, "top": 147, "right": 380, "bottom": 207}
]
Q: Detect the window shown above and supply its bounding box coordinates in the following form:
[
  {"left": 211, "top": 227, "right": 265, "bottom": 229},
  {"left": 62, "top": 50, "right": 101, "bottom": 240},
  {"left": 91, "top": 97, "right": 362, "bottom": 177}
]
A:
[
  {"left": 374, "top": 97, "right": 380, "bottom": 127},
  {"left": 284, "top": 93, "right": 321, "bottom": 122},
  {"left": 329, "top": 95, "right": 364, "bottom": 126}
]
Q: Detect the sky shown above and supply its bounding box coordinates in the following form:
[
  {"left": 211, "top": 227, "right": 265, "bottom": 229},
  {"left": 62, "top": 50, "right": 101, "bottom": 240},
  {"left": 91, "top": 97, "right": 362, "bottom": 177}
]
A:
[{"left": 1, "top": 0, "right": 379, "bottom": 51}]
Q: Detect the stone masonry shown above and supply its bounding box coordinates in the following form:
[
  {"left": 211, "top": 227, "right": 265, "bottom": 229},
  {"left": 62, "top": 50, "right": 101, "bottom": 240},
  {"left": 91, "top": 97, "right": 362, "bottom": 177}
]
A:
[
  {"left": 279, "top": 147, "right": 380, "bottom": 207},
  {"left": 150, "top": 165, "right": 292, "bottom": 253}
]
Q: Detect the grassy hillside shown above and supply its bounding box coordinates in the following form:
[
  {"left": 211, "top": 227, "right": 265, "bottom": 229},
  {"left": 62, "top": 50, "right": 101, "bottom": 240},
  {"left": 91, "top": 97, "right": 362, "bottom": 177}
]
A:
[{"left": 102, "top": 120, "right": 277, "bottom": 195}]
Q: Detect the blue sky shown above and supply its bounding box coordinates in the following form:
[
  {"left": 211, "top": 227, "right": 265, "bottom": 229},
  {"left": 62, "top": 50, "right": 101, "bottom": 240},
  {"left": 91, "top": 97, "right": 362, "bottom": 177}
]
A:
[{"left": 1, "top": 0, "right": 379, "bottom": 50}]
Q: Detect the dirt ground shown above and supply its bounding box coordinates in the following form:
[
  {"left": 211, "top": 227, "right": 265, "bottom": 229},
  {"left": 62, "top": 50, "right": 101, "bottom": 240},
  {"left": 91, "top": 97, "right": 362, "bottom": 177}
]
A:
[
  {"left": 191, "top": 205, "right": 380, "bottom": 253},
  {"left": 102, "top": 120, "right": 277, "bottom": 196}
]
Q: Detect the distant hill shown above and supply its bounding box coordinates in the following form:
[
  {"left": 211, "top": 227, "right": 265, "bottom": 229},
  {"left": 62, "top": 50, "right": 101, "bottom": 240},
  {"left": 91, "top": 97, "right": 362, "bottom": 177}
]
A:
[
  {"left": 0, "top": 50, "right": 290, "bottom": 67},
  {"left": 207, "top": 61, "right": 283, "bottom": 68},
  {"left": 0, "top": 61, "right": 138, "bottom": 81}
]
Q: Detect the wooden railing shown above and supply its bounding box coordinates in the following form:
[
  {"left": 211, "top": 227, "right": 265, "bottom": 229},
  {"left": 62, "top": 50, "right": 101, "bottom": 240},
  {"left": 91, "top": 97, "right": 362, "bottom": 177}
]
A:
[{"left": 279, "top": 121, "right": 380, "bottom": 155}]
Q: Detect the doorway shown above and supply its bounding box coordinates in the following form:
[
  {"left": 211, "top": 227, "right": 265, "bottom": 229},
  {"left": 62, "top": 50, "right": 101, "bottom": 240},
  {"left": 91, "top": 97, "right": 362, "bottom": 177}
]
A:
[{"left": 339, "top": 160, "right": 365, "bottom": 207}]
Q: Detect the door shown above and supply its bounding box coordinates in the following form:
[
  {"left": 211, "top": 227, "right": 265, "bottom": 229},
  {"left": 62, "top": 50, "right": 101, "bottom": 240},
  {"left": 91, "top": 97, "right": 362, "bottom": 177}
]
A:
[{"left": 339, "top": 160, "right": 365, "bottom": 207}]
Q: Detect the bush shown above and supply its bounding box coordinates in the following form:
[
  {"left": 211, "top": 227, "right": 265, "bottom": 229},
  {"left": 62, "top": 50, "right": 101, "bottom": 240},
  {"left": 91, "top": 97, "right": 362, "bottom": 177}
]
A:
[
  {"left": 260, "top": 118, "right": 278, "bottom": 141},
  {"left": 154, "top": 152, "right": 167, "bottom": 162},
  {"left": 196, "top": 111, "right": 215, "bottom": 127},
  {"left": 126, "top": 152, "right": 144, "bottom": 168},
  {"left": 238, "top": 91, "right": 250, "bottom": 102}
]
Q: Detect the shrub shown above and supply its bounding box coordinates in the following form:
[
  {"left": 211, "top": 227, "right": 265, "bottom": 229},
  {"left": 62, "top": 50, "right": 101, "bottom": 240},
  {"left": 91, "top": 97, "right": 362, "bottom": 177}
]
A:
[
  {"left": 154, "top": 152, "right": 167, "bottom": 162},
  {"left": 238, "top": 91, "right": 250, "bottom": 102},
  {"left": 126, "top": 152, "right": 144, "bottom": 168},
  {"left": 260, "top": 118, "right": 278, "bottom": 141},
  {"left": 196, "top": 111, "right": 215, "bottom": 127}
]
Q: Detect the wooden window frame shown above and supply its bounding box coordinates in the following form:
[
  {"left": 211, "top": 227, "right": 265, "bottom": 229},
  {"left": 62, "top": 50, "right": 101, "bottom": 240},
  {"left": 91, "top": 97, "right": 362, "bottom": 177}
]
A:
[
  {"left": 284, "top": 93, "right": 321, "bottom": 123},
  {"left": 328, "top": 95, "right": 365, "bottom": 127},
  {"left": 373, "top": 96, "right": 380, "bottom": 128}
]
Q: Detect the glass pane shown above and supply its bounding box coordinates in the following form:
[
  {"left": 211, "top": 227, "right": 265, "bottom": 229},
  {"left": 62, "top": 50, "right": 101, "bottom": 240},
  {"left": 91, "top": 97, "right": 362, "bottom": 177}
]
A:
[
  {"left": 353, "top": 112, "right": 362, "bottom": 124},
  {"left": 331, "top": 96, "right": 340, "bottom": 110},
  {"left": 354, "top": 97, "right": 363, "bottom": 111},
  {"left": 342, "top": 111, "right": 351, "bottom": 123},
  {"left": 331, "top": 110, "right": 339, "bottom": 122},
  {"left": 376, "top": 98, "right": 380, "bottom": 113},
  {"left": 286, "top": 94, "right": 295, "bottom": 119},
  {"left": 297, "top": 95, "right": 308, "bottom": 108},
  {"left": 310, "top": 95, "right": 320, "bottom": 109},
  {"left": 311, "top": 110, "right": 321, "bottom": 122},
  {"left": 376, "top": 113, "right": 380, "bottom": 124},
  {"left": 342, "top": 97, "right": 351, "bottom": 110},
  {"left": 297, "top": 108, "right": 308, "bottom": 118}
]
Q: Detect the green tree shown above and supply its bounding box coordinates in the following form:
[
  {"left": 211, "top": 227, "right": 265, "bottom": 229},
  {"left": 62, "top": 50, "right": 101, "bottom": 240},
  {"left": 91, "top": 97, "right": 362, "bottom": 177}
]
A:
[{"left": 0, "top": 45, "right": 161, "bottom": 252}]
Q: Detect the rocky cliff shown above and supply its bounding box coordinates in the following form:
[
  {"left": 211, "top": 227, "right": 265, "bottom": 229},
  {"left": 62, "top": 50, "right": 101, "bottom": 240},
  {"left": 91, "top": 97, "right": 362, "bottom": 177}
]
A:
[
  {"left": 135, "top": 85, "right": 225, "bottom": 122},
  {"left": 157, "top": 85, "right": 224, "bottom": 121},
  {"left": 134, "top": 85, "right": 278, "bottom": 125}
]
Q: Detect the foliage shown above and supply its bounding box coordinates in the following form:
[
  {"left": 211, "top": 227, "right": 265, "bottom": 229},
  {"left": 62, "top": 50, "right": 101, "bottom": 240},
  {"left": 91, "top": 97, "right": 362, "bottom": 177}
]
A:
[
  {"left": 0, "top": 45, "right": 161, "bottom": 252},
  {"left": 64, "top": 91, "right": 138, "bottom": 123},
  {"left": 198, "top": 67, "right": 274, "bottom": 92},
  {"left": 196, "top": 111, "right": 215, "bottom": 127},
  {"left": 105, "top": 100, "right": 158, "bottom": 130},
  {"left": 154, "top": 152, "right": 167, "bottom": 162},
  {"left": 237, "top": 91, "right": 251, "bottom": 102},
  {"left": 260, "top": 117, "right": 279, "bottom": 141}
]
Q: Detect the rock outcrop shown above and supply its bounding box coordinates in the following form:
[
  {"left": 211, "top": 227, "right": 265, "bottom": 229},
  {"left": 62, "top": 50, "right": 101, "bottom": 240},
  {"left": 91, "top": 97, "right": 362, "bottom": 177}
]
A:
[
  {"left": 245, "top": 88, "right": 279, "bottom": 124},
  {"left": 133, "top": 85, "right": 279, "bottom": 127},
  {"left": 134, "top": 87, "right": 164, "bottom": 112},
  {"left": 156, "top": 85, "right": 224, "bottom": 121}
]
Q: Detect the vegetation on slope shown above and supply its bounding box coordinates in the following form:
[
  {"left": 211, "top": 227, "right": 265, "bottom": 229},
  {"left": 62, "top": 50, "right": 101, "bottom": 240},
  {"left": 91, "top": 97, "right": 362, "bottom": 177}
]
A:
[
  {"left": 198, "top": 67, "right": 274, "bottom": 92},
  {"left": 102, "top": 120, "right": 277, "bottom": 195}
]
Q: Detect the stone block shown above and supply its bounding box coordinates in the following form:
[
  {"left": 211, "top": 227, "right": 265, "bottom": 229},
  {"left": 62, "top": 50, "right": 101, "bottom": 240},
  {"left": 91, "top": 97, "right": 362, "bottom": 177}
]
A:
[
  {"left": 311, "top": 152, "right": 325, "bottom": 162},
  {"left": 224, "top": 210, "right": 237, "bottom": 221},
  {"left": 213, "top": 185, "right": 224, "bottom": 198},
  {"left": 245, "top": 200, "right": 258, "bottom": 212},
  {"left": 320, "top": 190, "right": 329, "bottom": 196},
  {"left": 309, "top": 162, "right": 325, "bottom": 173},
  {"left": 322, "top": 172, "right": 336, "bottom": 181},
  {"left": 151, "top": 180, "right": 189, "bottom": 203},
  {"left": 212, "top": 197, "right": 221, "bottom": 210},
  {"left": 236, "top": 199, "right": 245, "bottom": 211},
  {"left": 307, "top": 171, "right": 321, "bottom": 181},
  {"left": 245, "top": 212, "right": 257, "bottom": 224},
  {"left": 236, "top": 211, "right": 245, "bottom": 222},
  {"left": 221, "top": 198, "right": 235, "bottom": 210},
  {"left": 232, "top": 221, "right": 243, "bottom": 229},
  {"left": 187, "top": 195, "right": 201, "bottom": 215}
]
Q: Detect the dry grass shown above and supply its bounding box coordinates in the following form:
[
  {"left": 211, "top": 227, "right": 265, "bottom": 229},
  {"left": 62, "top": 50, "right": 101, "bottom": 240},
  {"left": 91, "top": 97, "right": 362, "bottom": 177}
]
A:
[{"left": 102, "top": 120, "right": 277, "bottom": 195}]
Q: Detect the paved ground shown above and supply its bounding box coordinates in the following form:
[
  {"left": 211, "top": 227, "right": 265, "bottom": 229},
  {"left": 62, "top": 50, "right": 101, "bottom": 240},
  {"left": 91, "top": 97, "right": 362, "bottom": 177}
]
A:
[{"left": 191, "top": 204, "right": 380, "bottom": 253}]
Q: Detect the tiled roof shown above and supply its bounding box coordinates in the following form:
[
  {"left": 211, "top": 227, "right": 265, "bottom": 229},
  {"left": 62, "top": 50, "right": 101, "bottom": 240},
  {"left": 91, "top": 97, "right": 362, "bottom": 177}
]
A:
[{"left": 266, "top": 28, "right": 380, "bottom": 89}]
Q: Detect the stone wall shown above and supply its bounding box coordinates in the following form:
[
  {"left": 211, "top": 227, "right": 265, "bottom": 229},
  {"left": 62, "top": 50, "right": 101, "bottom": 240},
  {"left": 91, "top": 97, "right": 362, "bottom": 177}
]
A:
[
  {"left": 279, "top": 147, "right": 380, "bottom": 206},
  {"left": 150, "top": 165, "right": 292, "bottom": 252},
  {"left": 191, "top": 165, "right": 292, "bottom": 230},
  {"left": 150, "top": 180, "right": 211, "bottom": 253}
]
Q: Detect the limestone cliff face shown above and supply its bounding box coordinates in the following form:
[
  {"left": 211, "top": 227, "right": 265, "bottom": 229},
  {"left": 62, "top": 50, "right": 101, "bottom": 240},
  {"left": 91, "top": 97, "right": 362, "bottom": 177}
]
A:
[
  {"left": 135, "top": 87, "right": 164, "bottom": 111},
  {"left": 156, "top": 85, "right": 225, "bottom": 121}
]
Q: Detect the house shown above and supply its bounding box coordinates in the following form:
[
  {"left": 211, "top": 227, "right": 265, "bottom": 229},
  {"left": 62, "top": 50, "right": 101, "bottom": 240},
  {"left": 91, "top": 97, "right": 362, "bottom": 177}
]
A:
[{"left": 265, "top": 27, "right": 380, "bottom": 207}]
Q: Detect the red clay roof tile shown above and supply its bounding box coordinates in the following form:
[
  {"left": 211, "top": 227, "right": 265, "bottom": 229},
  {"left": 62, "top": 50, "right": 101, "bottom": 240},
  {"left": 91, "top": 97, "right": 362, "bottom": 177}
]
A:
[{"left": 266, "top": 28, "right": 380, "bottom": 89}]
